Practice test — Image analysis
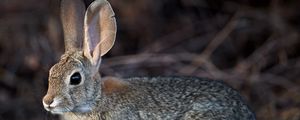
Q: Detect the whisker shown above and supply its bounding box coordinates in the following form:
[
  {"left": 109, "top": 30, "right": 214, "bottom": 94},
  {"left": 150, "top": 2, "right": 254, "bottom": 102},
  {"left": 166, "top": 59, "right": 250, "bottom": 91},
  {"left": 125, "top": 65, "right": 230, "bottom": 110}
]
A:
[{"left": 65, "top": 106, "right": 81, "bottom": 120}]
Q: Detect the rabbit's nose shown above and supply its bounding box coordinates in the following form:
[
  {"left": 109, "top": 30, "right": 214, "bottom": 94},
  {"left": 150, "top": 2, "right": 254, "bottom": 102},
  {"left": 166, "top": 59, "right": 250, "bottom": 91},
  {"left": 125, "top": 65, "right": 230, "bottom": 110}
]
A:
[
  {"left": 43, "top": 98, "right": 53, "bottom": 106},
  {"left": 43, "top": 95, "right": 54, "bottom": 104},
  {"left": 43, "top": 95, "right": 54, "bottom": 110}
]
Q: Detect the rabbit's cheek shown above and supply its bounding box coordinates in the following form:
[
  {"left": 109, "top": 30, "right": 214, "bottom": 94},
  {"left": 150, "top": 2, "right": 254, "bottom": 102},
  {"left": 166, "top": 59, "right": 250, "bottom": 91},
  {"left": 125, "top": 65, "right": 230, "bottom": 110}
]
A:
[
  {"left": 85, "top": 81, "right": 97, "bottom": 99},
  {"left": 68, "top": 89, "right": 87, "bottom": 105},
  {"left": 51, "top": 97, "right": 79, "bottom": 114}
]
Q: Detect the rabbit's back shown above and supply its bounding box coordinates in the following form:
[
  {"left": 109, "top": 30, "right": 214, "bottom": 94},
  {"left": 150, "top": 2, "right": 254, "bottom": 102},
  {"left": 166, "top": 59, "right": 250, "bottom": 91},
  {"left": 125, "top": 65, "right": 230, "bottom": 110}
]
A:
[{"left": 103, "top": 76, "right": 256, "bottom": 120}]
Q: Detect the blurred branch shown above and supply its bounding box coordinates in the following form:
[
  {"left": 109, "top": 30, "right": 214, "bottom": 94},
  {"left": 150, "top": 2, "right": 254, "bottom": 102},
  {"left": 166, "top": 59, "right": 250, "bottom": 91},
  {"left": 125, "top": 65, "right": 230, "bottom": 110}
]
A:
[
  {"left": 142, "top": 26, "right": 194, "bottom": 53},
  {"left": 178, "top": 11, "right": 240, "bottom": 75},
  {"left": 234, "top": 31, "right": 298, "bottom": 76}
]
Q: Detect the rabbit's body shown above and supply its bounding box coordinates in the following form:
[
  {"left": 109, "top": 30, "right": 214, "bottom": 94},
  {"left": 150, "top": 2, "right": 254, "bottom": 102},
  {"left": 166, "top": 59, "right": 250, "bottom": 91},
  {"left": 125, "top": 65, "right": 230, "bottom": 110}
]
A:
[
  {"left": 42, "top": 0, "right": 256, "bottom": 119},
  {"left": 61, "top": 76, "right": 255, "bottom": 120}
]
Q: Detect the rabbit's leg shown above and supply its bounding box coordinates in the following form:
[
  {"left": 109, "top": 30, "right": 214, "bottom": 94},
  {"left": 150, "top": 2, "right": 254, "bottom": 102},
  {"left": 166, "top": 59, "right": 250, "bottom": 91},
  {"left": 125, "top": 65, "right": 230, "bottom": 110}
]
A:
[{"left": 183, "top": 110, "right": 228, "bottom": 120}]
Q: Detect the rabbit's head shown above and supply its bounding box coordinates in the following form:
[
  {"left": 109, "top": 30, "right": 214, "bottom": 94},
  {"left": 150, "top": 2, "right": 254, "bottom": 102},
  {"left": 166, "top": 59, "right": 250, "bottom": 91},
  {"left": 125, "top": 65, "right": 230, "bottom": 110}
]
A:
[{"left": 42, "top": 0, "right": 116, "bottom": 114}]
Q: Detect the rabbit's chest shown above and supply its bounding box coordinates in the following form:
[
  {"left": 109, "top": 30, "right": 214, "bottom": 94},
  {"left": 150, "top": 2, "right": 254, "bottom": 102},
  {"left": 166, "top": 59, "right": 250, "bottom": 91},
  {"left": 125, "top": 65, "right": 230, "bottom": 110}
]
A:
[{"left": 62, "top": 112, "right": 100, "bottom": 120}]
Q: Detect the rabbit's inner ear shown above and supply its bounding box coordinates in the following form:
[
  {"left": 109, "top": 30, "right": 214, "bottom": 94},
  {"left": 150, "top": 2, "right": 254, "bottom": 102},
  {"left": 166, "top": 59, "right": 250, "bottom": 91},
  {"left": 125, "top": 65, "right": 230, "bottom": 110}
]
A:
[{"left": 83, "top": 0, "right": 116, "bottom": 66}]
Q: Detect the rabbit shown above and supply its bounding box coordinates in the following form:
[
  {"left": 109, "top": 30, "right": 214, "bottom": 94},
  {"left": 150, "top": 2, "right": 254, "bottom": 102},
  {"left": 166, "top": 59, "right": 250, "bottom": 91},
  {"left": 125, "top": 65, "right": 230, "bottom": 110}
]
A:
[{"left": 42, "top": 0, "right": 256, "bottom": 119}]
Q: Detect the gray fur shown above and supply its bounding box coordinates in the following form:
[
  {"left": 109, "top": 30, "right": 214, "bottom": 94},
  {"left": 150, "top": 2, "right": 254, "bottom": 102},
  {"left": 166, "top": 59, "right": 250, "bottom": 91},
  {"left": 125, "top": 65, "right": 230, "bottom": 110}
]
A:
[{"left": 61, "top": 76, "right": 256, "bottom": 120}]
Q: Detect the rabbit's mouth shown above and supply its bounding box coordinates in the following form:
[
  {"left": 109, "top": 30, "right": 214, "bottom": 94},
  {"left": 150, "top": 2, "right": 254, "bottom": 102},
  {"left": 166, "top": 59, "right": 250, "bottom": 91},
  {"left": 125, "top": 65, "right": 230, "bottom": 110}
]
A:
[
  {"left": 47, "top": 105, "right": 90, "bottom": 115},
  {"left": 49, "top": 108, "right": 69, "bottom": 115},
  {"left": 43, "top": 104, "right": 73, "bottom": 115},
  {"left": 43, "top": 99, "right": 92, "bottom": 114},
  {"left": 43, "top": 96, "right": 74, "bottom": 114}
]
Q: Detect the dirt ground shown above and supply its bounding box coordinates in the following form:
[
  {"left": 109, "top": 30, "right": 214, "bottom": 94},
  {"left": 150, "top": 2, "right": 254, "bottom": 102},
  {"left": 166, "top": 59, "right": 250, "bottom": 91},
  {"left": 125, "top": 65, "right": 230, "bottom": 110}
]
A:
[{"left": 0, "top": 0, "right": 300, "bottom": 120}]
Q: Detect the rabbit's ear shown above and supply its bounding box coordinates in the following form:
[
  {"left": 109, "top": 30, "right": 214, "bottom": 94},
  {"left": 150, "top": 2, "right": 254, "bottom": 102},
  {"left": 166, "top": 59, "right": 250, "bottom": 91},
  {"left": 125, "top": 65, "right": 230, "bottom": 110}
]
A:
[
  {"left": 61, "top": 0, "right": 85, "bottom": 52},
  {"left": 83, "top": 0, "right": 116, "bottom": 66}
]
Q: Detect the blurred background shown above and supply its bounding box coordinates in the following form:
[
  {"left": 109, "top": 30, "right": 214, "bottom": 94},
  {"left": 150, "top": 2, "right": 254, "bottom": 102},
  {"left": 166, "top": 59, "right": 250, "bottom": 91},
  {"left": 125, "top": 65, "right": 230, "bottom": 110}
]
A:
[{"left": 0, "top": 0, "right": 300, "bottom": 119}]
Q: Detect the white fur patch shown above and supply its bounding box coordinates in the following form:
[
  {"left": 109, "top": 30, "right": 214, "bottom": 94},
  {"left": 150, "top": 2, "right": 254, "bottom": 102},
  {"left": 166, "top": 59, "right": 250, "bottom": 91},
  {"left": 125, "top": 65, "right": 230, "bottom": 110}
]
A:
[
  {"left": 75, "top": 104, "right": 92, "bottom": 113},
  {"left": 50, "top": 97, "right": 62, "bottom": 108},
  {"left": 42, "top": 100, "right": 50, "bottom": 111}
]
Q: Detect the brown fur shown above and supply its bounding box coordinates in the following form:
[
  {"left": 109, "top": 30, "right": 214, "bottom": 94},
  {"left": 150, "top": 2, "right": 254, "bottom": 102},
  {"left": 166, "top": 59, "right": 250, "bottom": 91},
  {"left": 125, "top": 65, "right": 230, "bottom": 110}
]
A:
[{"left": 102, "top": 77, "right": 129, "bottom": 95}]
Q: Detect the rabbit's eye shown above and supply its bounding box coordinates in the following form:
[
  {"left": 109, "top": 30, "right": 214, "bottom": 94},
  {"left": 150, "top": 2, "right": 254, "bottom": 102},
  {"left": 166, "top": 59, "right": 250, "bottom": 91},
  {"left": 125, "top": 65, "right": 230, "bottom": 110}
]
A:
[{"left": 70, "top": 72, "right": 81, "bottom": 85}]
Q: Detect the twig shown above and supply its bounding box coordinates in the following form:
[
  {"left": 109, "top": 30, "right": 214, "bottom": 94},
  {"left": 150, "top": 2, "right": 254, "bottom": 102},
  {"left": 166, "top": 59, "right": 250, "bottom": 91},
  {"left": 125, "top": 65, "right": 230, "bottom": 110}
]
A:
[{"left": 179, "top": 11, "right": 240, "bottom": 75}]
